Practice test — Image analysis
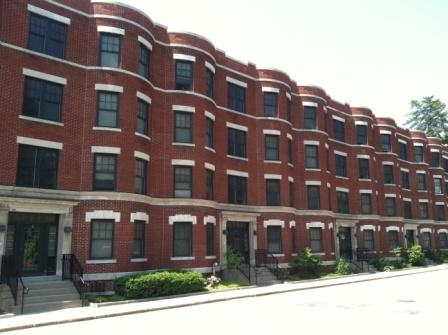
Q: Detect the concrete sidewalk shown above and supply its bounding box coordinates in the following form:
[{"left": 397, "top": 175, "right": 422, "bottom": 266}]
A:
[{"left": 1, "top": 264, "right": 447, "bottom": 333}]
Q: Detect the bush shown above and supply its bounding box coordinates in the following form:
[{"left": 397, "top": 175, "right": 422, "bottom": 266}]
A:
[
  {"left": 403, "top": 245, "right": 425, "bottom": 266},
  {"left": 289, "top": 247, "right": 322, "bottom": 276},
  {"left": 225, "top": 248, "right": 244, "bottom": 269},
  {"left": 114, "top": 270, "right": 206, "bottom": 299},
  {"left": 334, "top": 257, "right": 355, "bottom": 275}
]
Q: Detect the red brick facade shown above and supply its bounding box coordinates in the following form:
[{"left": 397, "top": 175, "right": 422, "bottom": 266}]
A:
[{"left": 1, "top": 0, "right": 448, "bottom": 280}]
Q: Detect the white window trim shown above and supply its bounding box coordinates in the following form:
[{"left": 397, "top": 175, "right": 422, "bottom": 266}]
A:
[
  {"left": 85, "top": 210, "right": 120, "bottom": 223},
  {"left": 169, "top": 214, "right": 197, "bottom": 225},
  {"left": 431, "top": 148, "right": 440, "bottom": 153},
  {"left": 227, "top": 169, "right": 248, "bottom": 177},
  {"left": 355, "top": 121, "right": 368, "bottom": 125},
  {"left": 336, "top": 187, "right": 349, "bottom": 192},
  {"left": 332, "top": 115, "right": 345, "bottom": 123},
  {"left": 302, "top": 101, "right": 318, "bottom": 107},
  {"left": 91, "top": 146, "right": 121, "bottom": 154},
  {"left": 403, "top": 197, "right": 412, "bottom": 202},
  {"left": 380, "top": 130, "right": 392, "bottom": 135},
  {"left": 289, "top": 220, "right": 296, "bottom": 228},
  {"left": 306, "top": 181, "right": 321, "bottom": 186},
  {"left": 264, "top": 174, "right": 282, "bottom": 180},
  {"left": 173, "top": 54, "right": 196, "bottom": 62},
  {"left": 334, "top": 150, "right": 347, "bottom": 157},
  {"left": 134, "top": 151, "right": 150, "bottom": 161},
  {"left": 435, "top": 202, "right": 445, "bottom": 205},
  {"left": 172, "top": 105, "right": 195, "bottom": 113},
  {"left": 306, "top": 222, "right": 325, "bottom": 229},
  {"left": 205, "top": 110, "right": 215, "bottom": 120},
  {"left": 204, "top": 162, "right": 215, "bottom": 171},
  {"left": 130, "top": 212, "right": 149, "bottom": 223},
  {"left": 263, "top": 219, "right": 285, "bottom": 228},
  {"left": 97, "top": 26, "right": 125, "bottom": 35},
  {"left": 437, "top": 229, "right": 448, "bottom": 234},
  {"left": 385, "top": 193, "right": 397, "bottom": 198},
  {"left": 226, "top": 122, "right": 248, "bottom": 132},
  {"left": 400, "top": 168, "right": 410, "bottom": 172},
  {"left": 171, "top": 159, "right": 195, "bottom": 166},
  {"left": 263, "top": 129, "right": 281, "bottom": 135},
  {"left": 434, "top": 175, "right": 443, "bottom": 179},
  {"left": 413, "top": 142, "right": 424, "bottom": 147},
  {"left": 420, "top": 228, "right": 432, "bottom": 233},
  {"left": 262, "top": 87, "right": 280, "bottom": 93},
  {"left": 136, "top": 91, "right": 151, "bottom": 104},
  {"left": 17, "top": 136, "right": 62, "bottom": 150},
  {"left": 418, "top": 199, "right": 429, "bottom": 203},
  {"left": 386, "top": 226, "right": 400, "bottom": 232},
  {"left": 382, "top": 161, "right": 394, "bottom": 165},
  {"left": 95, "top": 84, "right": 123, "bottom": 92},
  {"left": 226, "top": 76, "right": 247, "bottom": 88},
  {"left": 416, "top": 170, "right": 426, "bottom": 174},
  {"left": 138, "top": 35, "right": 152, "bottom": 50},
  {"left": 27, "top": 4, "right": 71, "bottom": 24},
  {"left": 360, "top": 189, "right": 373, "bottom": 194},
  {"left": 23, "top": 68, "right": 67, "bottom": 85},
  {"left": 360, "top": 225, "right": 376, "bottom": 231},
  {"left": 288, "top": 176, "right": 294, "bottom": 182},
  {"left": 205, "top": 61, "right": 215, "bottom": 73},
  {"left": 304, "top": 140, "right": 319, "bottom": 145},
  {"left": 357, "top": 154, "right": 370, "bottom": 159},
  {"left": 204, "top": 216, "right": 216, "bottom": 225},
  {"left": 286, "top": 92, "right": 291, "bottom": 100},
  {"left": 287, "top": 133, "right": 292, "bottom": 140}
]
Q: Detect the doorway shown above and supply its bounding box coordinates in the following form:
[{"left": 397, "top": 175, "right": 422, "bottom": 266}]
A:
[
  {"left": 226, "top": 221, "right": 249, "bottom": 264},
  {"left": 6, "top": 213, "right": 59, "bottom": 276},
  {"left": 338, "top": 227, "right": 353, "bottom": 259}
]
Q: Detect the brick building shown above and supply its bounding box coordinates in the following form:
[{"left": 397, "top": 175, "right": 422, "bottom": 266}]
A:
[{"left": 1, "top": 0, "right": 448, "bottom": 284}]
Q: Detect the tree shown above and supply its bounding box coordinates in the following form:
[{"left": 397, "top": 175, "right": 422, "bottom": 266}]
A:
[{"left": 404, "top": 96, "right": 448, "bottom": 143}]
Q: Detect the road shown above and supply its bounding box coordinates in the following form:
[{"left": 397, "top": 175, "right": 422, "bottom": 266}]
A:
[{"left": 6, "top": 269, "right": 448, "bottom": 334}]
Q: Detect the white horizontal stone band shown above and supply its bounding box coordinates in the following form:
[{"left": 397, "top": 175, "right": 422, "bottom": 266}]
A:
[
  {"left": 17, "top": 136, "right": 63, "bottom": 150},
  {"left": 28, "top": 4, "right": 71, "bottom": 24},
  {"left": 23, "top": 68, "right": 67, "bottom": 85}
]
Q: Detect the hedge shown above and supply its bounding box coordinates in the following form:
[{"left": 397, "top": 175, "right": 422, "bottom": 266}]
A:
[{"left": 114, "top": 270, "right": 206, "bottom": 299}]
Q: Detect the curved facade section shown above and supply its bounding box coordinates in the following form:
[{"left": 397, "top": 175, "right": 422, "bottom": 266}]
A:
[{"left": 1, "top": 0, "right": 448, "bottom": 285}]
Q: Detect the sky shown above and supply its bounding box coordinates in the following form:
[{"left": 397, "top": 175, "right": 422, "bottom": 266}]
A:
[{"left": 119, "top": 0, "right": 448, "bottom": 128}]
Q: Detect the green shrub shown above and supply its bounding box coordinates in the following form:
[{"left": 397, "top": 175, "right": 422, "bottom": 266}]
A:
[
  {"left": 334, "top": 257, "right": 355, "bottom": 275},
  {"left": 289, "top": 247, "right": 322, "bottom": 276},
  {"left": 224, "top": 248, "right": 244, "bottom": 269},
  {"left": 114, "top": 270, "right": 206, "bottom": 299},
  {"left": 403, "top": 245, "right": 425, "bottom": 266},
  {"left": 440, "top": 250, "right": 448, "bottom": 263}
]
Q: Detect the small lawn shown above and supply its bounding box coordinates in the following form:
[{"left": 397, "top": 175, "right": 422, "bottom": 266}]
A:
[{"left": 208, "top": 279, "right": 250, "bottom": 291}]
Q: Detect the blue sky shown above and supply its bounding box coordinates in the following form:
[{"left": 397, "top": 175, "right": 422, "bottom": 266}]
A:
[{"left": 119, "top": 0, "right": 448, "bottom": 128}]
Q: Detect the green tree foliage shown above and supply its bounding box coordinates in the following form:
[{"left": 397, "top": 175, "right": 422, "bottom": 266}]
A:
[{"left": 405, "top": 96, "right": 448, "bottom": 143}]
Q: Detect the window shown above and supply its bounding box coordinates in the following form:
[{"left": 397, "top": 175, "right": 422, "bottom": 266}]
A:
[
  {"left": 266, "top": 179, "right": 280, "bottom": 206},
  {"left": 381, "top": 134, "right": 391, "bottom": 152},
  {"left": 90, "top": 220, "right": 114, "bottom": 259},
  {"left": 399, "top": 142, "right": 407, "bottom": 160},
  {"left": 404, "top": 201, "right": 412, "bottom": 219},
  {"left": 228, "top": 128, "right": 246, "bottom": 158},
  {"left": 288, "top": 139, "right": 293, "bottom": 164},
  {"left": 265, "top": 135, "right": 279, "bottom": 161},
  {"left": 439, "top": 232, "right": 448, "bottom": 249},
  {"left": 363, "top": 230, "right": 374, "bottom": 251},
  {"left": 291, "top": 226, "right": 297, "bottom": 254},
  {"left": 138, "top": 43, "right": 150, "bottom": 78},
  {"left": 307, "top": 185, "right": 320, "bottom": 210},
  {"left": 136, "top": 99, "right": 149, "bottom": 135},
  {"left": 388, "top": 230, "right": 399, "bottom": 250},
  {"left": 205, "top": 117, "right": 214, "bottom": 149},
  {"left": 358, "top": 158, "right": 370, "bottom": 179},
  {"left": 386, "top": 197, "right": 396, "bottom": 216},
  {"left": 309, "top": 227, "right": 323, "bottom": 252},
  {"left": 434, "top": 177, "right": 443, "bottom": 194},
  {"left": 333, "top": 119, "right": 345, "bottom": 142},
  {"left": 264, "top": 92, "right": 278, "bottom": 117},
  {"left": 304, "top": 106, "right": 316, "bottom": 129},
  {"left": 361, "top": 193, "right": 372, "bottom": 214},
  {"left": 228, "top": 175, "right": 247, "bottom": 205},
  {"left": 174, "top": 112, "right": 192, "bottom": 143},
  {"left": 267, "top": 226, "right": 282, "bottom": 254},
  {"left": 289, "top": 181, "right": 295, "bottom": 207},
  {"left": 227, "top": 82, "right": 246, "bottom": 113},
  {"left": 444, "top": 158, "right": 448, "bottom": 173},
  {"left": 206, "top": 222, "right": 214, "bottom": 256},
  {"left": 173, "top": 222, "right": 192, "bottom": 257},
  {"left": 23, "top": 77, "right": 63, "bottom": 122},
  {"left": 16, "top": 145, "right": 58, "bottom": 189},
  {"left": 175, "top": 60, "right": 193, "bottom": 90},
  {"left": 417, "top": 173, "right": 426, "bottom": 190},
  {"left": 97, "top": 92, "right": 119, "bottom": 128},
  {"left": 356, "top": 125, "right": 367, "bottom": 144},
  {"left": 28, "top": 13, "right": 67, "bottom": 59},
  {"left": 93, "top": 154, "right": 116, "bottom": 191},
  {"left": 99, "top": 33, "right": 121, "bottom": 67},
  {"left": 206, "top": 169, "right": 214, "bottom": 200},
  {"left": 421, "top": 232, "right": 431, "bottom": 250},
  {"left": 383, "top": 165, "right": 394, "bottom": 184},
  {"left": 414, "top": 146, "right": 424, "bottom": 163},
  {"left": 206, "top": 68, "right": 214, "bottom": 99},
  {"left": 133, "top": 220, "right": 145, "bottom": 258},
  {"left": 337, "top": 191, "right": 349, "bottom": 213},
  {"left": 174, "top": 166, "right": 192, "bottom": 198},
  {"left": 287, "top": 99, "right": 291, "bottom": 122},
  {"left": 419, "top": 202, "right": 429, "bottom": 219},
  {"left": 335, "top": 154, "right": 347, "bottom": 177},
  {"left": 135, "top": 159, "right": 147, "bottom": 194},
  {"left": 401, "top": 171, "right": 410, "bottom": 189},
  {"left": 436, "top": 204, "right": 445, "bottom": 221},
  {"left": 305, "top": 145, "right": 318, "bottom": 169},
  {"left": 431, "top": 151, "right": 440, "bottom": 167}
]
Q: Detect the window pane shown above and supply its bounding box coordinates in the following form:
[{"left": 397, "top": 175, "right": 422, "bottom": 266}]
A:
[
  {"left": 265, "top": 135, "right": 279, "bottom": 161},
  {"left": 175, "top": 112, "right": 192, "bottom": 143},
  {"left": 16, "top": 145, "right": 58, "bottom": 189},
  {"left": 94, "top": 154, "right": 116, "bottom": 190},
  {"left": 138, "top": 44, "right": 150, "bottom": 78},
  {"left": 133, "top": 220, "right": 145, "bottom": 258},
  {"left": 264, "top": 92, "right": 278, "bottom": 117},
  {"left": 174, "top": 166, "right": 192, "bottom": 198},
  {"left": 206, "top": 223, "right": 214, "bottom": 256},
  {"left": 100, "top": 33, "right": 121, "bottom": 67},
  {"left": 266, "top": 179, "right": 280, "bottom": 206},
  {"left": 23, "top": 77, "right": 63, "bottom": 122},
  {"left": 267, "top": 226, "right": 282, "bottom": 254},
  {"left": 136, "top": 99, "right": 149, "bottom": 135},
  {"left": 175, "top": 61, "right": 193, "bottom": 90},
  {"left": 228, "top": 128, "right": 246, "bottom": 157},
  {"left": 310, "top": 228, "right": 322, "bottom": 252},
  {"left": 304, "top": 106, "right": 316, "bottom": 129},
  {"left": 227, "top": 83, "right": 246, "bottom": 113},
  {"left": 173, "top": 222, "right": 192, "bottom": 257},
  {"left": 228, "top": 175, "right": 247, "bottom": 204},
  {"left": 97, "top": 92, "right": 119, "bottom": 128},
  {"left": 91, "top": 220, "right": 114, "bottom": 259},
  {"left": 28, "top": 14, "right": 67, "bottom": 59},
  {"left": 305, "top": 145, "right": 318, "bottom": 168}
]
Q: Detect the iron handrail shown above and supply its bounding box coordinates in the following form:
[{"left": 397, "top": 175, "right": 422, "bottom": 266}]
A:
[
  {"left": 255, "top": 249, "right": 279, "bottom": 279},
  {"left": 1, "top": 255, "right": 29, "bottom": 314},
  {"left": 62, "top": 254, "right": 89, "bottom": 300},
  {"left": 237, "top": 263, "right": 258, "bottom": 285}
]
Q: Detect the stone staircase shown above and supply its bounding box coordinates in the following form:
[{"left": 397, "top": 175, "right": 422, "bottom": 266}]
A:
[
  {"left": 222, "top": 265, "right": 281, "bottom": 286},
  {"left": 17, "top": 276, "right": 82, "bottom": 314},
  {"left": 253, "top": 267, "right": 282, "bottom": 286}
]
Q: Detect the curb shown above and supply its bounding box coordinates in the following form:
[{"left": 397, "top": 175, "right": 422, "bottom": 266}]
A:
[{"left": 1, "top": 264, "right": 447, "bottom": 333}]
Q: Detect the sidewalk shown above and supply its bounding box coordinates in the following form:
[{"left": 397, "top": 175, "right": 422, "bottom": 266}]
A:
[{"left": 1, "top": 264, "right": 447, "bottom": 333}]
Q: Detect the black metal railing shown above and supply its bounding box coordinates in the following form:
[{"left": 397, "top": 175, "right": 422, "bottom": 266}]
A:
[
  {"left": 255, "top": 249, "right": 279, "bottom": 278},
  {"left": 0, "top": 255, "right": 29, "bottom": 314},
  {"left": 62, "top": 254, "right": 89, "bottom": 301},
  {"left": 237, "top": 263, "right": 258, "bottom": 285}
]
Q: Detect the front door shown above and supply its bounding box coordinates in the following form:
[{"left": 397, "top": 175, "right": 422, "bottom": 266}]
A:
[
  {"left": 338, "top": 227, "right": 352, "bottom": 259},
  {"left": 6, "top": 213, "right": 58, "bottom": 276},
  {"left": 226, "top": 221, "right": 249, "bottom": 264},
  {"left": 405, "top": 230, "right": 415, "bottom": 247}
]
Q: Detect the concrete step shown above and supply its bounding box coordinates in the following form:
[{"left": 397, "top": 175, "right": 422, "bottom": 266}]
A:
[
  {"left": 24, "top": 292, "right": 80, "bottom": 305},
  {"left": 18, "top": 300, "right": 82, "bottom": 315}
]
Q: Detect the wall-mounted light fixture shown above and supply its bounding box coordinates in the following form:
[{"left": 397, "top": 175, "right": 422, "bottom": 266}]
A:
[
  {"left": 222, "top": 229, "right": 227, "bottom": 235},
  {"left": 0, "top": 224, "right": 6, "bottom": 232},
  {"left": 64, "top": 226, "right": 72, "bottom": 233}
]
